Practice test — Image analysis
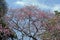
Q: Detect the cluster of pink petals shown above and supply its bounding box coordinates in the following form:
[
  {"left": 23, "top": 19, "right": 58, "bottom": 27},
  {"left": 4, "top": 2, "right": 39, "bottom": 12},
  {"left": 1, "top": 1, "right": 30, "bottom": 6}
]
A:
[{"left": 0, "top": 24, "right": 13, "bottom": 37}]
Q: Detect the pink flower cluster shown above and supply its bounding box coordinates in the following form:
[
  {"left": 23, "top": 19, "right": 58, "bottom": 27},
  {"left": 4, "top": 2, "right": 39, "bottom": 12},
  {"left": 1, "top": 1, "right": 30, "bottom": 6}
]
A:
[{"left": 0, "top": 24, "right": 13, "bottom": 37}]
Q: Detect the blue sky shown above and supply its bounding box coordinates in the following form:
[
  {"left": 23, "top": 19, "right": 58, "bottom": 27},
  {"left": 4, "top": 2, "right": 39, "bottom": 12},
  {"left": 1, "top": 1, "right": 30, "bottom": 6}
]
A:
[{"left": 6, "top": 0, "right": 60, "bottom": 11}]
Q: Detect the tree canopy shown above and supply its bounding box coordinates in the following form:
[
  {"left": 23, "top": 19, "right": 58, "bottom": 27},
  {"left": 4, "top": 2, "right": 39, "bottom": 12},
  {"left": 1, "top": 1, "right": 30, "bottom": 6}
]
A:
[
  {"left": 0, "top": 0, "right": 7, "bottom": 18},
  {"left": 0, "top": 0, "right": 17, "bottom": 40}
]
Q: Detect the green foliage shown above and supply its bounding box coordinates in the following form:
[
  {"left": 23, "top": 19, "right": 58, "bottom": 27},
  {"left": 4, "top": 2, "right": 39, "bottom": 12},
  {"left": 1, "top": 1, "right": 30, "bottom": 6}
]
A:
[
  {"left": 41, "top": 30, "right": 60, "bottom": 40},
  {"left": 52, "top": 30, "right": 60, "bottom": 37},
  {"left": 41, "top": 31, "right": 52, "bottom": 39},
  {"left": 48, "top": 19, "right": 56, "bottom": 26},
  {"left": 0, "top": 0, "right": 7, "bottom": 18},
  {"left": 41, "top": 11, "right": 60, "bottom": 40},
  {"left": 55, "top": 11, "right": 60, "bottom": 16},
  {"left": 0, "top": 6, "right": 2, "bottom": 11},
  {"left": 0, "top": 19, "right": 6, "bottom": 27},
  {"left": 13, "top": 33, "right": 18, "bottom": 39}
]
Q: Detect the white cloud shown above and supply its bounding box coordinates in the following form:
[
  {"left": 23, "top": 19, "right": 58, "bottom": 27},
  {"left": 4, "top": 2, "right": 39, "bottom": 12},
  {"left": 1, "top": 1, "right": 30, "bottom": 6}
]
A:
[
  {"left": 52, "top": 4, "right": 60, "bottom": 11},
  {"left": 38, "top": 4, "right": 50, "bottom": 9},
  {"left": 14, "top": 1, "right": 50, "bottom": 9},
  {"left": 14, "top": 1, "right": 27, "bottom": 6},
  {"left": 13, "top": 0, "right": 60, "bottom": 12}
]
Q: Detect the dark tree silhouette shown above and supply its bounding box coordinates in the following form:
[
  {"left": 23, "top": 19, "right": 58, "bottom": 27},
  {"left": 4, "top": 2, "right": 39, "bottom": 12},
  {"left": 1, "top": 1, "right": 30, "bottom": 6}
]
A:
[
  {"left": 0, "top": 0, "right": 7, "bottom": 18},
  {"left": 0, "top": 0, "right": 18, "bottom": 40}
]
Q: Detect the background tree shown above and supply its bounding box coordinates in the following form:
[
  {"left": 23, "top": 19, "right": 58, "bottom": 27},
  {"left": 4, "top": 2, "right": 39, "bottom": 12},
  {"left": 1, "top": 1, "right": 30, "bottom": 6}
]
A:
[
  {"left": 0, "top": 0, "right": 17, "bottom": 40},
  {"left": 0, "top": 0, "right": 7, "bottom": 18},
  {"left": 41, "top": 11, "right": 60, "bottom": 40}
]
